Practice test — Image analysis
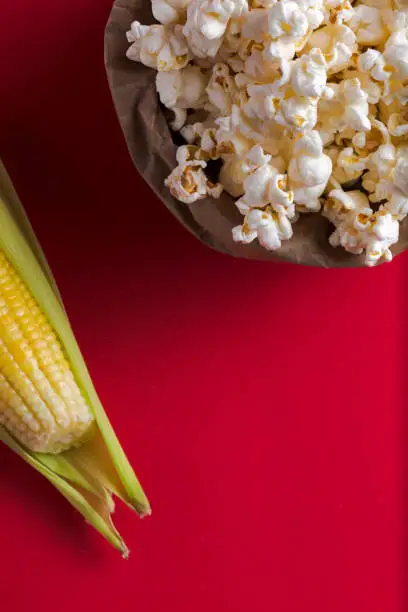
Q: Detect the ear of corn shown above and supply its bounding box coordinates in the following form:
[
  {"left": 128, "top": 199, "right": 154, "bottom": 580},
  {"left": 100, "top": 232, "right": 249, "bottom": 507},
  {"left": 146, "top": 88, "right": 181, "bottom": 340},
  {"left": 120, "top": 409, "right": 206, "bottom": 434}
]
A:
[{"left": 0, "top": 160, "right": 150, "bottom": 557}]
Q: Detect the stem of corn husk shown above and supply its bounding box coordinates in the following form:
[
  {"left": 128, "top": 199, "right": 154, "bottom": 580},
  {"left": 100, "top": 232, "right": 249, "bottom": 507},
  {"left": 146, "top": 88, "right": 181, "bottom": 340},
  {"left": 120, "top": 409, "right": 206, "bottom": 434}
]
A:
[{"left": 0, "top": 160, "right": 150, "bottom": 557}]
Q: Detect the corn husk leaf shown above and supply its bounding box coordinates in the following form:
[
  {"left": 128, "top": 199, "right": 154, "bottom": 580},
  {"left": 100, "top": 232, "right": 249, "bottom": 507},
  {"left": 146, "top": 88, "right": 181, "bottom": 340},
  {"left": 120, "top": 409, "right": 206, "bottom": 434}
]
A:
[{"left": 0, "top": 160, "right": 150, "bottom": 557}]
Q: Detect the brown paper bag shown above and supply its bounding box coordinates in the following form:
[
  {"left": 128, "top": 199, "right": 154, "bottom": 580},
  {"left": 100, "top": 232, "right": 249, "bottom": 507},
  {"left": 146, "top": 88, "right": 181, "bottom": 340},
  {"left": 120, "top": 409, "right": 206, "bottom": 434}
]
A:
[{"left": 104, "top": 0, "right": 408, "bottom": 267}]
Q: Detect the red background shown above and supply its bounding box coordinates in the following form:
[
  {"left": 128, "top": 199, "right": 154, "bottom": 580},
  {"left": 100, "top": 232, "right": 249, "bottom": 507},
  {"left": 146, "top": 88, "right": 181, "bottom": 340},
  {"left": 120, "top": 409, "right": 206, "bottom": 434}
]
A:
[{"left": 0, "top": 2, "right": 406, "bottom": 611}]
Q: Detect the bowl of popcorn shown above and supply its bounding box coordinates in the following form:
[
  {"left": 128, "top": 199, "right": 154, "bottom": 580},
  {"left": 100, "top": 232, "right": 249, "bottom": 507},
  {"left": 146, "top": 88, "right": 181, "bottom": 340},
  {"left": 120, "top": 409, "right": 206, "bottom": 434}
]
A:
[{"left": 105, "top": 0, "right": 408, "bottom": 267}]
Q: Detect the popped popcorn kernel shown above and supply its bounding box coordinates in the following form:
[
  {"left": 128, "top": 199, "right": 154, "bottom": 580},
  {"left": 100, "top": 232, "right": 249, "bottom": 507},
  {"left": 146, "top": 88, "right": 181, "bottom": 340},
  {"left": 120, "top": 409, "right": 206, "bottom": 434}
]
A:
[
  {"left": 126, "top": 21, "right": 190, "bottom": 71},
  {"left": 303, "top": 23, "right": 357, "bottom": 75},
  {"left": 183, "top": 0, "right": 247, "bottom": 58},
  {"left": 152, "top": 0, "right": 192, "bottom": 25},
  {"left": 165, "top": 145, "right": 223, "bottom": 203},
  {"left": 349, "top": 5, "right": 389, "bottom": 47},
  {"left": 156, "top": 65, "right": 208, "bottom": 129},
  {"left": 288, "top": 131, "right": 332, "bottom": 211},
  {"left": 233, "top": 206, "right": 294, "bottom": 251},
  {"left": 126, "top": 0, "right": 408, "bottom": 266}
]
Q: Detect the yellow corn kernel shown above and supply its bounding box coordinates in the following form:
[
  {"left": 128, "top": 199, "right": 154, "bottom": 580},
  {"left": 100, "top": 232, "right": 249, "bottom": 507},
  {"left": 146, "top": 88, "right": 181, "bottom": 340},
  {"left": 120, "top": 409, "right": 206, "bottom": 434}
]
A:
[
  {"left": 0, "top": 159, "right": 150, "bottom": 555},
  {"left": 0, "top": 250, "right": 94, "bottom": 454}
]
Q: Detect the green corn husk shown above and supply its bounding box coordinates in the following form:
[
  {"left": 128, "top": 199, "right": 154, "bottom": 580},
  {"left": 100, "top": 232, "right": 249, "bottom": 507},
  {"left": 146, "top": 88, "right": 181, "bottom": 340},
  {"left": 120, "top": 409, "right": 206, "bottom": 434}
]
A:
[{"left": 0, "top": 159, "right": 150, "bottom": 557}]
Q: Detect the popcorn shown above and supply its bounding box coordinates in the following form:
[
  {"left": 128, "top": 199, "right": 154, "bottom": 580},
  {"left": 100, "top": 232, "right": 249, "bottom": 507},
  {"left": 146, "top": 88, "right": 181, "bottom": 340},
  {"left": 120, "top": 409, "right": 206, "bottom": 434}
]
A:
[
  {"left": 387, "top": 107, "right": 408, "bottom": 137},
  {"left": 214, "top": 114, "right": 255, "bottom": 156},
  {"left": 315, "top": 77, "right": 370, "bottom": 148},
  {"left": 325, "top": 146, "right": 350, "bottom": 184},
  {"left": 275, "top": 93, "right": 318, "bottom": 132},
  {"left": 219, "top": 158, "right": 247, "bottom": 196},
  {"left": 292, "top": 0, "right": 325, "bottom": 30},
  {"left": 266, "top": 2, "right": 310, "bottom": 39},
  {"left": 349, "top": 5, "right": 389, "bottom": 46},
  {"left": 183, "top": 0, "right": 247, "bottom": 58},
  {"left": 126, "top": 22, "right": 190, "bottom": 71},
  {"left": 323, "top": 189, "right": 370, "bottom": 225},
  {"left": 165, "top": 145, "right": 223, "bottom": 203},
  {"left": 235, "top": 145, "right": 278, "bottom": 207},
  {"left": 336, "top": 147, "right": 370, "bottom": 181},
  {"left": 242, "top": 0, "right": 321, "bottom": 62},
  {"left": 383, "top": 187, "right": 408, "bottom": 220},
  {"left": 316, "top": 86, "right": 344, "bottom": 145},
  {"left": 362, "top": 210, "right": 399, "bottom": 265},
  {"left": 393, "top": 149, "right": 408, "bottom": 196},
  {"left": 366, "top": 146, "right": 408, "bottom": 214},
  {"left": 205, "top": 63, "right": 240, "bottom": 114},
  {"left": 358, "top": 49, "right": 389, "bottom": 82},
  {"left": 383, "top": 29, "right": 408, "bottom": 81},
  {"left": 268, "top": 173, "right": 295, "bottom": 215},
  {"left": 242, "top": 4, "right": 308, "bottom": 43},
  {"left": 239, "top": 62, "right": 308, "bottom": 133},
  {"left": 126, "top": 0, "right": 408, "bottom": 266},
  {"left": 235, "top": 145, "right": 294, "bottom": 214},
  {"left": 304, "top": 24, "right": 357, "bottom": 75},
  {"left": 291, "top": 49, "right": 329, "bottom": 98},
  {"left": 230, "top": 102, "right": 271, "bottom": 142},
  {"left": 365, "top": 212, "right": 399, "bottom": 266},
  {"left": 180, "top": 122, "right": 221, "bottom": 159},
  {"left": 241, "top": 62, "right": 291, "bottom": 118},
  {"left": 340, "top": 78, "right": 371, "bottom": 132},
  {"left": 362, "top": 143, "right": 397, "bottom": 194},
  {"left": 324, "top": 190, "right": 399, "bottom": 265},
  {"left": 352, "top": 118, "right": 390, "bottom": 155},
  {"left": 220, "top": 17, "right": 245, "bottom": 58},
  {"left": 232, "top": 207, "right": 294, "bottom": 250},
  {"left": 350, "top": 72, "right": 383, "bottom": 106},
  {"left": 325, "top": 0, "right": 354, "bottom": 25},
  {"left": 245, "top": 47, "right": 288, "bottom": 80},
  {"left": 156, "top": 65, "right": 208, "bottom": 129},
  {"left": 151, "top": 0, "right": 192, "bottom": 25},
  {"left": 288, "top": 131, "right": 332, "bottom": 211},
  {"left": 324, "top": 192, "right": 371, "bottom": 255},
  {"left": 372, "top": 144, "right": 397, "bottom": 179}
]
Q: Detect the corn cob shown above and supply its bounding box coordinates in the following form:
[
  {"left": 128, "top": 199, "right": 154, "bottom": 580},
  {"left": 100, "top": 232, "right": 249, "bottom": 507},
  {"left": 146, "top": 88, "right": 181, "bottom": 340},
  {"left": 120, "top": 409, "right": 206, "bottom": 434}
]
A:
[
  {"left": 0, "top": 159, "right": 150, "bottom": 557},
  {"left": 0, "top": 248, "right": 95, "bottom": 453}
]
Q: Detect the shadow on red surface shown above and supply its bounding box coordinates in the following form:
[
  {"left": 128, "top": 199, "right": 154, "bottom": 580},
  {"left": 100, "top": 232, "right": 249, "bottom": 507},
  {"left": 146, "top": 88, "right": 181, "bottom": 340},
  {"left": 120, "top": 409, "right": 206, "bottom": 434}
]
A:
[{"left": 0, "top": 443, "right": 108, "bottom": 562}]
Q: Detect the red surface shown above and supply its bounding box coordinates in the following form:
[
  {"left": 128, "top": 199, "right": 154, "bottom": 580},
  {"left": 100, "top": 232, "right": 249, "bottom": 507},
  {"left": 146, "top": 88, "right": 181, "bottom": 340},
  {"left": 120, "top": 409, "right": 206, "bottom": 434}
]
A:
[{"left": 0, "top": 2, "right": 407, "bottom": 611}]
